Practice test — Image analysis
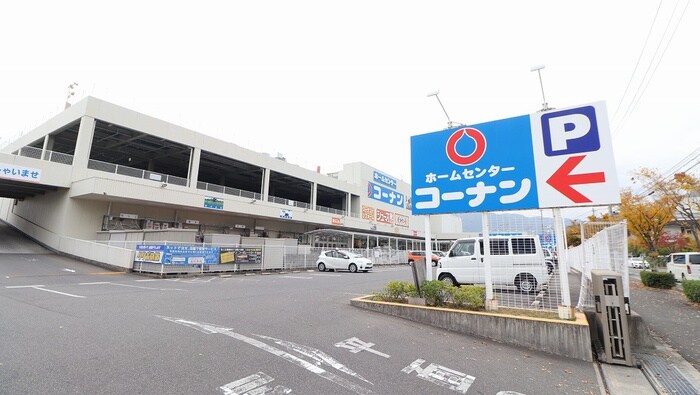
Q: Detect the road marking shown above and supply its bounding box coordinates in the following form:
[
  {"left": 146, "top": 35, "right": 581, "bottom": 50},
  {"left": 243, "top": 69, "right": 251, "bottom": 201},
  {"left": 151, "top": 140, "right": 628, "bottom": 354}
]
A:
[
  {"left": 280, "top": 276, "right": 313, "bottom": 280},
  {"left": 309, "top": 273, "right": 342, "bottom": 277},
  {"left": 79, "top": 282, "right": 186, "bottom": 291},
  {"left": 256, "top": 334, "right": 372, "bottom": 385},
  {"left": 219, "top": 372, "right": 292, "bottom": 395},
  {"left": 88, "top": 271, "right": 128, "bottom": 275},
  {"left": 335, "top": 337, "right": 390, "bottom": 358},
  {"left": 62, "top": 268, "right": 76, "bottom": 273},
  {"left": 402, "top": 359, "right": 474, "bottom": 393},
  {"left": 6, "top": 285, "right": 85, "bottom": 298},
  {"left": 158, "top": 316, "right": 373, "bottom": 394}
]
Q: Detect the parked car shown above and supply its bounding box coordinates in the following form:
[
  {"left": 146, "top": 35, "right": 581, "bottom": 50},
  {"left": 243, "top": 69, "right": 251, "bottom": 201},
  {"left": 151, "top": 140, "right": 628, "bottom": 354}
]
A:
[
  {"left": 408, "top": 250, "right": 442, "bottom": 266},
  {"left": 436, "top": 235, "right": 550, "bottom": 293},
  {"left": 667, "top": 252, "right": 700, "bottom": 281},
  {"left": 628, "top": 256, "right": 649, "bottom": 269},
  {"left": 316, "top": 250, "right": 373, "bottom": 273}
]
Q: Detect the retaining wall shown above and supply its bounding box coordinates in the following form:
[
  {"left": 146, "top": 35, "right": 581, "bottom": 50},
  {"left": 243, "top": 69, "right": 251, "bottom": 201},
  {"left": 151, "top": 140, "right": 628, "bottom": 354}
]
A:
[{"left": 351, "top": 296, "right": 593, "bottom": 362}]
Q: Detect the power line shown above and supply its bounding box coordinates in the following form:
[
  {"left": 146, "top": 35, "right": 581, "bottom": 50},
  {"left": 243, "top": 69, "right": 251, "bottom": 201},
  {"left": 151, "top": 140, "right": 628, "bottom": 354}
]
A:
[
  {"left": 612, "top": 0, "right": 663, "bottom": 125},
  {"left": 616, "top": 0, "right": 690, "bottom": 132}
]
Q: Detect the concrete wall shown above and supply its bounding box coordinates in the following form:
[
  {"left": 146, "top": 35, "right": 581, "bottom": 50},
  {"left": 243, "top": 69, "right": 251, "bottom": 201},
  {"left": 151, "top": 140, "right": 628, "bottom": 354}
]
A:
[{"left": 351, "top": 296, "right": 593, "bottom": 362}]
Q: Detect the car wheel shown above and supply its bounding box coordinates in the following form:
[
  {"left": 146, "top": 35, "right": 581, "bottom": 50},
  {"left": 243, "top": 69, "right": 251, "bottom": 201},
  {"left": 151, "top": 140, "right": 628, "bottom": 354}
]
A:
[
  {"left": 432, "top": 260, "right": 438, "bottom": 267},
  {"left": 317, "top": 262, "right": 326, "bottom": 272},
  {"left": 438, "top": 273, "right": 457, "bottom": 287},
  {"left": 408, "top": 259, "right": 414, "bottom": 265},
  {"left": 349, "top": 263, "right": 358, "bottom": 273},
  {"left": 516, "top": 274, "right": 537, "bottom": 293}
]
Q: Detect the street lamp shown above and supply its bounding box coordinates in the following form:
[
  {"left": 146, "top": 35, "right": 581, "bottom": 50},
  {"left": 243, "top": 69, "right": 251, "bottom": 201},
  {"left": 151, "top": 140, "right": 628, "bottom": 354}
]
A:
[{"left": 530, "top": 65, "right": 552, "bottom": 112}]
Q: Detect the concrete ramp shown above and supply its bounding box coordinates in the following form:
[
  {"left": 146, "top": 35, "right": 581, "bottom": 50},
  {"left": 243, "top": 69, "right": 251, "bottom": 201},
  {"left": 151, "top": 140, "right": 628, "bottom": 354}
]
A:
[{"left": 0, "top": 220, "right": 50, "bottom": 254}]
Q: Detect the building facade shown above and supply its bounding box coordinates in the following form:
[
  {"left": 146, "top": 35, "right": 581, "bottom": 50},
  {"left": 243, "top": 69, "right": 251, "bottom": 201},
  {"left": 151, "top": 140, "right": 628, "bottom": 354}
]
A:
[{"left": 0, "top": 97, "right": 462, "bottom": 268}]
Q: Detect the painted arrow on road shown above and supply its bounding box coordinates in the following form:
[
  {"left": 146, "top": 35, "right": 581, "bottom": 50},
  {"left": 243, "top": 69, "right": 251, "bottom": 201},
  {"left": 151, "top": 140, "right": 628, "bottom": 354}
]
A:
[{"left": 546, "top": 155, "right": 606, "bottom": 203}]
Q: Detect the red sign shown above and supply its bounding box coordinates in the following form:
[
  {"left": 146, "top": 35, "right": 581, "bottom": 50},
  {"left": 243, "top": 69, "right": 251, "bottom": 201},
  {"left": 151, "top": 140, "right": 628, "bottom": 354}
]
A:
[
  {"left": 376, "top": 209, "right": 394, "bottom": 224},
  {"left": 331, "top": 217, "right": 343, "bottom": 225}
]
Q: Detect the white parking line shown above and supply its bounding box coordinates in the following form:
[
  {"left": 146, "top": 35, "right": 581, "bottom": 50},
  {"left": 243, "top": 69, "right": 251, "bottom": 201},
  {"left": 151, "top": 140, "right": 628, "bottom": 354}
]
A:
[
  {"left": 309, "top": 273, "right": 342, "bottom": 277},
  {"left": 79, "top": 282, "right": 187, "bottom": 291},
  {"left": 6, "top": 285, "right": 85, "bottom": 298},
  {"left": 280, "top": 276, "right": 313, "bottom": 279}
]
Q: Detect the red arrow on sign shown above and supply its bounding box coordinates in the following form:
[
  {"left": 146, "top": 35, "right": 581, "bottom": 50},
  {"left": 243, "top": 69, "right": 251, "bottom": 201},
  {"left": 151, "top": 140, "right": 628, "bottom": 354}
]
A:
[{"left": 546, "top": 155, "right": 606, "bottom": 203}]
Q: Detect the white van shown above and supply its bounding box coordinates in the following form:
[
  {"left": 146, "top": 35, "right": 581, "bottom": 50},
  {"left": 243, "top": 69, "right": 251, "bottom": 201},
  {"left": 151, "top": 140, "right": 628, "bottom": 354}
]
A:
[
  {"left": 436, "top": 235, "right": 550, "bottom": 293},
  {"left": 667, "top": 252, "right": 700, "bottom": 281}
]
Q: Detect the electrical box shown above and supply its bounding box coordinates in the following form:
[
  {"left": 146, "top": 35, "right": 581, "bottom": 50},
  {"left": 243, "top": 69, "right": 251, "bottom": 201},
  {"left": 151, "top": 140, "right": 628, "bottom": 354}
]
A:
[{"left": 591, "top": 269, "right": 633, "bottom": 366}]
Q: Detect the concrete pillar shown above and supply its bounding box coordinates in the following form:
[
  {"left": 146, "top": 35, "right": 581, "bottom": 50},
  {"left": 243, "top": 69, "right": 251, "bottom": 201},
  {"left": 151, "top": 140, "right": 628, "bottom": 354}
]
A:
[
  {"left": 188, "top": 147, "right": 201, "bottom": 189},
  {"left": 71, "top": 116, "right": 96, "bottom": 180},
  {"left": 41, "top": 134, "right": 55, "bottom": 160},
  {"left": 345, "top": 192, "right": 351, "bottom": 216},
  {"left": 262, "top": 168, "right": 270, "bottom": 201},
  {"left": 311, "top": 182, "right": 317, "bottom": 211}
]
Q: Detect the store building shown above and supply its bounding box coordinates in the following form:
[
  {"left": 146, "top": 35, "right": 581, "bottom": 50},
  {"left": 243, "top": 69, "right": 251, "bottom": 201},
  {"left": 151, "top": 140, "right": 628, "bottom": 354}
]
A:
[{"left": 0, "top": 97, "right": 462, "bottom": 269}]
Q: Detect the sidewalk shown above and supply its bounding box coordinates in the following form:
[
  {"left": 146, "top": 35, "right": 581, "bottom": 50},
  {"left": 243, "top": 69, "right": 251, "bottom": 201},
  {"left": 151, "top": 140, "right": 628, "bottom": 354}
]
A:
[{"left": 597, "top": 277, "right": 700, "bottom": 394}]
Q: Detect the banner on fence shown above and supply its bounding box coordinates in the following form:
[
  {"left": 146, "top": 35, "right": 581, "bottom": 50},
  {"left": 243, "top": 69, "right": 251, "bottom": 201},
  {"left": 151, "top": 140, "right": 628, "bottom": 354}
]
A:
[
  {"left": 135, "top": 245, "right": 220, "bottom": 265},
  {"left": 220, "top": 247, "right": 263, "bottom": 264}
]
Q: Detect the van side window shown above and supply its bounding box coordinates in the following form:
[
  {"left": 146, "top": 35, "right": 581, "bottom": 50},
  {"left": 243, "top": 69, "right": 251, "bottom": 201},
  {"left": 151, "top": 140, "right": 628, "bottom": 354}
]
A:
[
  {"left": 512, "top": 238, "right": 536, "bottom": 255},
  {"left": 673, "top": 255, "right": 686, "bottom": 264},
  {"left": 453, "top": 241, "right": 475, "bottom": 256},
  {"left": 478, "top": 239, "right": 508, "bottom": 255},
  {"left": 690, "top": 254, "right": 700, "bottom": 264}
]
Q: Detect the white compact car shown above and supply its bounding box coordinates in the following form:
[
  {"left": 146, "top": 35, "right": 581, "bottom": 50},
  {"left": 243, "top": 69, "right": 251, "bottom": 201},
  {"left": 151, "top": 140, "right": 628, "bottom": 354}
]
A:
[{"left": 316, "top": 250, "right": 373, "bottom": 273}]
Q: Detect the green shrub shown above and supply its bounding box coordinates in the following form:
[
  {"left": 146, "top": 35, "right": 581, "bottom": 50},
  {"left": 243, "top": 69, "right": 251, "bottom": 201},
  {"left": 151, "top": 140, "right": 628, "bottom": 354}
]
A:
[
  {"left": 421, "top": 280, "right": 449, "bottom": 306},
  {"left": 682, "top": 280, "right": 700, "bottom": 303},
  {"left": 451, "top": 285, "right": 486, "bottom": 310},
  {"left": 640, "top": 270, "right": 676, "bottom": 289},
  {"left": 384, "top": 280, "right": 416, "bottom": 301}
]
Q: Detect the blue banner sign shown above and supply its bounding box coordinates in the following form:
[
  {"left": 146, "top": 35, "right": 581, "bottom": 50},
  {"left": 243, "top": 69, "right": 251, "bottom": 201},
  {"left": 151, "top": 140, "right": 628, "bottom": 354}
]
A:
[
  {"left": 367, "top": 181, "right": 405, "bottom": 208},
  {"left": 135, "top": 245, "right": 220, "bottom": 265},
  {"left": 410, "top": 102, "right": 619, "bottom": 214}
]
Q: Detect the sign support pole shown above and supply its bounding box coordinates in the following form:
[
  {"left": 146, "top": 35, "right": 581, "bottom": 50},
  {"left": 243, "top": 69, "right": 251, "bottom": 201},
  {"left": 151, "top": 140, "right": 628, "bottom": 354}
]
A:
[
  {"left": 424, "top": 216, "right": 433, "bottom": 281},
  {"left": 554, "top": 208, "right": 573, "bottom": 319},
  {"left": 481, "top": 212, "right": 496, "bottom": 310}
]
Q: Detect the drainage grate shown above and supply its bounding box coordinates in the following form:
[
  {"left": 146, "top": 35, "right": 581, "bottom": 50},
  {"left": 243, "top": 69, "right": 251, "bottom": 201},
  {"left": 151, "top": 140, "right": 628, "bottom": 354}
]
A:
[{"left": 636, "top": 353, "right": 699, "bottom": 395}]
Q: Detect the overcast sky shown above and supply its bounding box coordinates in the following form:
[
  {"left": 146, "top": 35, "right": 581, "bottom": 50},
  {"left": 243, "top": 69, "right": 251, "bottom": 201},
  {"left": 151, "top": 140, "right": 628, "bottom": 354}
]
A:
[{"left": 1, "top": 1, "right": 697, "bottom": 220}]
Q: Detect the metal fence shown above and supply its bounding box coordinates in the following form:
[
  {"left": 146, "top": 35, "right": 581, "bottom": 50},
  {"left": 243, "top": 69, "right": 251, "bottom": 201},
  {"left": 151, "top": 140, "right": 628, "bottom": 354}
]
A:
[
  {"left": 18, "top": 146, "right": 74, "bottom": 165},
  {"left": 87, "top": 159, "right": 189, "bottom": 186},
  {"left": 99, "top": 240, "right": 409, "bottom": 275},
  {"left": 567, "top": 221, "right": 628, "bottom": 311}
]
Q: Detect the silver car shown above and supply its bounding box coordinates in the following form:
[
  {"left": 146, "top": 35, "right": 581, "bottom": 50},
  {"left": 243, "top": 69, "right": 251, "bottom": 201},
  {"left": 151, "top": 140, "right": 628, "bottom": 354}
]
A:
[{"left": 316, "top": 250, "right": 373, "bottom": 273}]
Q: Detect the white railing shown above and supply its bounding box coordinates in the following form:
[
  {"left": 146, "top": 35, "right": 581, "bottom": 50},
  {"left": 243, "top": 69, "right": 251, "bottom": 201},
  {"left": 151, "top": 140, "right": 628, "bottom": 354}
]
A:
[
  {"left": 87, "top": 159, "right": 189, "bottom": 186},
  {"left": 7, "top": 214, "right": 134, "bottom": 269},
  {"left": 315, "top": 205, "right": 346, "bottom": 216},
  {"left": 18, "top": 146, "right": 74, "bottom": 165},
  {"left": 267, "top": 195, "right": 311, "bottom": 209},
  {"left": 197, "top": 181, "right": 262, "bottom": 200}
]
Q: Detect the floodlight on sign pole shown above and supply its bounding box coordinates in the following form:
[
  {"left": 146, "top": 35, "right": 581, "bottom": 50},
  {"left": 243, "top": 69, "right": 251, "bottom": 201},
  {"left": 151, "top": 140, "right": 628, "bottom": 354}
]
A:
[
  {"left": 530, "top": 65, "right": 552, "bottom": 112},
  {"left": 426, "top": 90, "right": 454, "bottom": 129}
]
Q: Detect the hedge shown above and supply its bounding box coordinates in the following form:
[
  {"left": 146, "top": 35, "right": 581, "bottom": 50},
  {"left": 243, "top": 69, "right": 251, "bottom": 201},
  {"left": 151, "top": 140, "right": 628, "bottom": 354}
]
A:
[
  {"left": 640, "top": 270, "right": 676, "bottom": 289},
  {"left": 682, "top": 280, "right": 700, "bottom": 303}
]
